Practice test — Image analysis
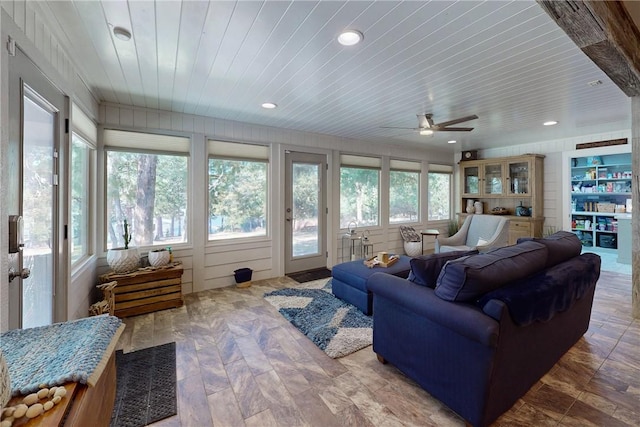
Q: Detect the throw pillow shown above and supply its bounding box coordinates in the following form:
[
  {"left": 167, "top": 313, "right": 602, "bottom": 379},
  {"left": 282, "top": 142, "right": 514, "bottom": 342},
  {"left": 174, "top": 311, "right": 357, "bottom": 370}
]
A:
[
  {"left": 399, "top": 226, "right": 421, "bottom": 242},
  {"left": 408, "top": 249, "right": 479, "bottom": 288},
  {"left": 434, "top": 241, "right": 548, "bottom": 302}
]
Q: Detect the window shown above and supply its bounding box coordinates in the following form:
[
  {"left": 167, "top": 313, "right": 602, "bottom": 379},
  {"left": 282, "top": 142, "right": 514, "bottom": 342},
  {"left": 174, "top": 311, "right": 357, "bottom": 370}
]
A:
[
  {"left": 70, "top": 103, "right": 97, "bottom": 265},
  {"left": 390, "top": 160, "right": 420, "bottom": 224},
  {"left": 208, "top": 140, "right": 268, "bottom": 240},
  {"left": 340, "top": 155, "right": 380, "bottom": 228},
  {"left": 428, "top": 165, "right": 453, "bottom": 221},
  {"left": 104, "top": 130, "right": 189, "bottom": 249},
  {"left": 70, "top": 134, "right": 92, "bottom": 263}
]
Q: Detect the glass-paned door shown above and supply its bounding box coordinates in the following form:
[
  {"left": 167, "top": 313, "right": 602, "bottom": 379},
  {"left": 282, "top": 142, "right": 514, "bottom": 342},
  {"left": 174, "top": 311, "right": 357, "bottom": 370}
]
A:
[
  {"left": 21, "top": 90, "right": 57, "bottom": 328},
  {"left": 462, "top": 165, "right": 480, "bottom": 196},
  {"left": 484, "top": 163, "right": 504, "bottom": 195},
  {"left": 285, "top": 152, "right": 327, "bottom": 274},
  {"left": 508, "top": 161, "right": 530, "bottom": 195},
  {"left": 8, "top": 46, "right": 65, "bottom": 330}
]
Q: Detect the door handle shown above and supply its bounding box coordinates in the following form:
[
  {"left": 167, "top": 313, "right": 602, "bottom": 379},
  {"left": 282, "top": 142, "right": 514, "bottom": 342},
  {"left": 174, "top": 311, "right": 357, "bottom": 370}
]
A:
[
  {"left": 9, "top": 267, "right": 30, "bottom": 282},
  {"left": 286, "top": 218, "right": 296, "bottom": 222}
]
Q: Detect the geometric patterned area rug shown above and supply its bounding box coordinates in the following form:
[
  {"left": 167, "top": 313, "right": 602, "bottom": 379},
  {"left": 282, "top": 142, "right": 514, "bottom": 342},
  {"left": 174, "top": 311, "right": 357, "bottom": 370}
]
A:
[
  {"left": 110, "top": 342, "right": 177, "bottom": 427},
  {"left": 264, "top": 279, "right": 372, "bottom": 358}
]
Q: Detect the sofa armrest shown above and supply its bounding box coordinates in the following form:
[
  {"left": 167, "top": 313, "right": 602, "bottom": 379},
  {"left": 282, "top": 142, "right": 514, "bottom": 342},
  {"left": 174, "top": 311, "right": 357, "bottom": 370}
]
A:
[{"left": 368, "top": 273, "right": 499, "bottom": 347}]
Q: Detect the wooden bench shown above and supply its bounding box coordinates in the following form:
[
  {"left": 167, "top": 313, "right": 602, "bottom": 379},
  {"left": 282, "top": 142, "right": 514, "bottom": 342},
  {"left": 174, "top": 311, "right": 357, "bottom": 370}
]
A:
[
  {"left": 6, "top": 350, "right": 116, "bottom": 427},
  {"left": 99, "top": 263, "right": 184, "bottom": 318}
]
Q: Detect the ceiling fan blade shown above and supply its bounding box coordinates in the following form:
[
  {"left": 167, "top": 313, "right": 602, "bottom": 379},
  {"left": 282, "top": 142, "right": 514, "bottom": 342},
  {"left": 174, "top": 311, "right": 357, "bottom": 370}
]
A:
[
  {"left": 434, "top": 115, "right": 479, "bottom": 128},
  {"left": 433, "top": 126, "right": 474, "bottom": 132},
  {"left": 380, "top": 126, "right": 419, "bottom": 130}
]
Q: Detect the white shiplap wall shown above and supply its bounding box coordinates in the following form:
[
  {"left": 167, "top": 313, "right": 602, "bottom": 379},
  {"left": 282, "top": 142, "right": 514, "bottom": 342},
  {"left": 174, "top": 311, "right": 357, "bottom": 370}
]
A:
[
  {"left": 98, "top": 102, "right": 455, "bottom": 293},
  {"left": 1, "top": 4, "right": 100, "bottom": 327}
]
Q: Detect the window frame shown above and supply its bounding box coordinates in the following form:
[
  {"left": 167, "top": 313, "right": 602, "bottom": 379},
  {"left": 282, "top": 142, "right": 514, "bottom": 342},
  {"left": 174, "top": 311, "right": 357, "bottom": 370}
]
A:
[
  {"left": 427, "top": 165, "right": 454, "bottom": 222},
  {"left": 70, "top": 132, "right": 94, "bottom": 267},
  {"left": 207, "top": 140, "right": 270, "bottom": 243},
  {"left": 339, "top": 155, "right": 382, "bottom": 229},
  {"left": 389, "top": 159, "right": 421, "bottom": 225},
  {"left": 103, "top": 129, "right": 192, "bottom": 252}
]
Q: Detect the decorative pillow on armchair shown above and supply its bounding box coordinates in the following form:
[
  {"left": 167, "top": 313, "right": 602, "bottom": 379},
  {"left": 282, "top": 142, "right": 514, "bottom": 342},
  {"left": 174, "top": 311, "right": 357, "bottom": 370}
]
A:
[{"left": 408, "top": 249, "right": 479, "bottom": 288}]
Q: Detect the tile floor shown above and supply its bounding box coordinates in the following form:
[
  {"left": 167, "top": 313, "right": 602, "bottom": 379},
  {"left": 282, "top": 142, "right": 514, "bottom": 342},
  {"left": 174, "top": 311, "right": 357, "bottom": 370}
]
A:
[
  {"left": 116, "top": 268, "right": 638, "bottom": 427},
  {"left": 588, "top": 247, "right": 632, "bottom": 275}
]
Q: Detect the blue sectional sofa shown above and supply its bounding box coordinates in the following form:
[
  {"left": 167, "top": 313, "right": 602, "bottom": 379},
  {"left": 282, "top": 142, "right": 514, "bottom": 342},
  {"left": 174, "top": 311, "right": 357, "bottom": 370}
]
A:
[{"left": 367, "top": 232, "right": 601, "bottom": 427}]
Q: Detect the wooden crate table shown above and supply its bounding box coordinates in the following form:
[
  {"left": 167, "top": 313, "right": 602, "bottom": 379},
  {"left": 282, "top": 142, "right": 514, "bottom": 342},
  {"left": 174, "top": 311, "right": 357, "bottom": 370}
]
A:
[{"left": 98, "top": 262, "right": 184, "bottom": 318}]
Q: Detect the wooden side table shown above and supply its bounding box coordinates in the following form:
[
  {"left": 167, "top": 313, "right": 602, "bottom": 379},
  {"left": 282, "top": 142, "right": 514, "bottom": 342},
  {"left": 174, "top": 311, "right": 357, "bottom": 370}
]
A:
[
  {"left": 420, "top": 229, "right": 440, "bottom": 254},
  {"left": 98, "top": 262, "right": 184, "bottom": 318}
]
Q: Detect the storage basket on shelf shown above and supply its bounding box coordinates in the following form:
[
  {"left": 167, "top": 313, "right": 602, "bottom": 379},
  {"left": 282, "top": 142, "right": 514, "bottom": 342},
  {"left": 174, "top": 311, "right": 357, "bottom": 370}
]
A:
[{"left": 596, "top": 203, "right": 615, "bottom": 213}]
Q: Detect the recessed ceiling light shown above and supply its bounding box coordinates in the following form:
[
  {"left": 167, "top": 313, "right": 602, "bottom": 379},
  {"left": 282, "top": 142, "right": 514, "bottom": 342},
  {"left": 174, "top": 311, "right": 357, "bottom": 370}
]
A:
[
  {"left": 261, "top": 102, "right": 277, "bottom": 109},
  {"left": 447, "top": 140, "right": 457, "bottom": 144},
  {"left": 543, "top": 121, "right": 558, "bottom": 126},
  {"left": 419, "top": 129, "right": 434, "bottom": 136},
  {"left": 338, "top": 30, "right": 363, "bottom": 46},
  {"left": 113, "top": 27, "right": 132, "bottom": 41}
]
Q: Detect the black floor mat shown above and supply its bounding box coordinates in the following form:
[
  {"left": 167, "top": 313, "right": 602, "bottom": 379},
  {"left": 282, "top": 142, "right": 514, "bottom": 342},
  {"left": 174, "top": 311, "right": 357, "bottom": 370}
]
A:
[
  {"left": 287, "top": 267, "right": 332, "bottom": 283},
  {"left": 110, "top": 342, "right": 177, "bottom": 427}
]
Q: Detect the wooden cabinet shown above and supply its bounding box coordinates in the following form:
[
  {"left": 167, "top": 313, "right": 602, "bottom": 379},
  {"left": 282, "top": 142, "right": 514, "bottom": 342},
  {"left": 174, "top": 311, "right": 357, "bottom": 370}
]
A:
[
  {"left": 98, "top": 263, "right": 184, "bottom": 318},
  {"left": 508, "top": 217, "right": 543, "bottom": 245},
  {"left": 459, "top": 154, "right": 545, "bottom": 241}
]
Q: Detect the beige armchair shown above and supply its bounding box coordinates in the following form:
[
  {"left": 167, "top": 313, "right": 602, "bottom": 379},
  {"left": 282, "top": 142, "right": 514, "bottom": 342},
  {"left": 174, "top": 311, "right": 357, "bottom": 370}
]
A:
[{"left": 436, "top": 215, "right": 510, "bottom": 253}]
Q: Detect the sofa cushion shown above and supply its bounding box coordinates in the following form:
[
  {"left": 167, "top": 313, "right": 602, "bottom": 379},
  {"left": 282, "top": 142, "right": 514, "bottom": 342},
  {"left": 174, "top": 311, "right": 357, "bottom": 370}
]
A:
[
  {"left": 434, "top": 241, "right": 548, "bottom": 302},
  {"left": 517, "top": 231, "right": 582, "bottom": 268},
  {"left": 408, "top": 250, "right": 478, "bottom": 288},
  {"left": 478, "top": 253, "right": 601, "bottom": 325}
]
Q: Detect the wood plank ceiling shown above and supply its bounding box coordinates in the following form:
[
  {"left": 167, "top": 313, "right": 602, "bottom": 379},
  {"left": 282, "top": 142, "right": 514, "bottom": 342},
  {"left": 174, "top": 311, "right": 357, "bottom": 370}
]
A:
[{"left": 36, "top": 0, "right": 632, "bottom": 151}]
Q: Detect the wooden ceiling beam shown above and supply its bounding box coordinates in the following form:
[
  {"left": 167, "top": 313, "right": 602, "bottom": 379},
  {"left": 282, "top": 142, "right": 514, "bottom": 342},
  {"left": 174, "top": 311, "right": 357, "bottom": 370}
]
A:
[{"left": 537, "top": 0, "right": 640, "bottom": 97}]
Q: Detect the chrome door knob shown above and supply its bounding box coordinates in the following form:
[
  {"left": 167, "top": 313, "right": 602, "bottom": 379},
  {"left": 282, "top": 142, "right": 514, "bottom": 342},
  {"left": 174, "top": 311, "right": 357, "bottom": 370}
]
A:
[{"left": 9, "top": 267, "right": 30, "bottom": 282}]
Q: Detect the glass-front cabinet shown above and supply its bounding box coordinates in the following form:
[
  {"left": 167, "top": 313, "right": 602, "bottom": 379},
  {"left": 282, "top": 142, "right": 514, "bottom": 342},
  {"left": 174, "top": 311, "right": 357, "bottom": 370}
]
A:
[
  {"left": 462, "top": 164, "right": 480, "bottom": 196},
  {"left": 483, "top": 162, "right": 504, "bottom": 195},
  {"left": 507, "top": 160, "right": 530, "bottom": 196},
  {"left": 459, "top": 154, "right": 545, "bottom": 243},
  {"left": 461, "top": 162, "right": 505, "bottom": 196}
]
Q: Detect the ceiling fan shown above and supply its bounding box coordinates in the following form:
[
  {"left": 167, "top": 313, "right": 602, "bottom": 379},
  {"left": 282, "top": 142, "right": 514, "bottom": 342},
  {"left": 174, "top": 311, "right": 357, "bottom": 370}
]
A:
[{"left": 381, "top": 113, "right": 479, "bottom": 135}]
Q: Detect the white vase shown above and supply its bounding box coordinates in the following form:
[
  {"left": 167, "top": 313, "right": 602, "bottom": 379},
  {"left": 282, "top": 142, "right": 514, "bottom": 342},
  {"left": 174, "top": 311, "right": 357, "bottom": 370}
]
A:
[
  {"left": 107, "top": 248, "right": 140, "bottom": 274},
  {"left": 474, "top": 201, "right": 483, "bottom": 214},
  {"left": 148, "top": 249, "right": 170, "bottom": 267},
  {"left": 466, "top": 200, "right": 475, "bottom": 214}
]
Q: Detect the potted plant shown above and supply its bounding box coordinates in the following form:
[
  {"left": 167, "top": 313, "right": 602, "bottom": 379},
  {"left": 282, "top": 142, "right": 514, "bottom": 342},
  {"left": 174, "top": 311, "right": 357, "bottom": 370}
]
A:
[
  {"left": 106, "top": 219, "right": 139, "bottom": 274},
  {"left": 448, "top": 220, "right": 460, "bottom": 237}
]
